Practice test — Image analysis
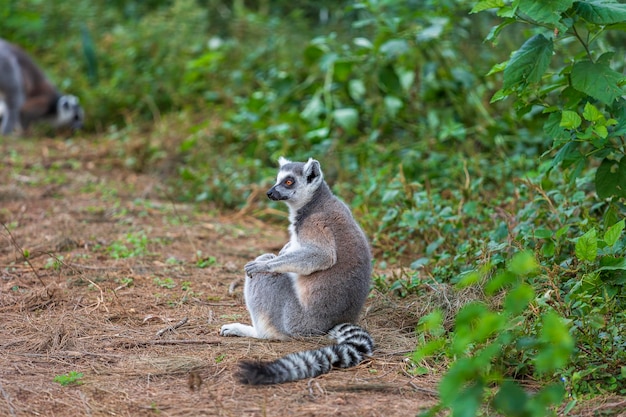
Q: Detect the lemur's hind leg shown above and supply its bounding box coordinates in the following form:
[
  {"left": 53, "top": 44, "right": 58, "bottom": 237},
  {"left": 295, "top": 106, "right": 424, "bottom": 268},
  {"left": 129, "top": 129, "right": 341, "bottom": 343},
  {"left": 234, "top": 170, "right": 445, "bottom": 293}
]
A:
[
  {"left": 220, "top": 262, "right": 295, "bottom": 340},
  {"left": 219, "top": 276, "right": 288, "bottom": 339}
]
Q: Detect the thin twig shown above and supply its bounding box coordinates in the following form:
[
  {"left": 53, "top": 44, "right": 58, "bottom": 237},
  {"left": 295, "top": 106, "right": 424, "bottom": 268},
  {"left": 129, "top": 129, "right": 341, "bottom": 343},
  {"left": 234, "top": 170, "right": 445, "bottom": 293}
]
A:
[
  {"left": 407, "top": 381, "right": 439, "bottom": 397},
  {"left": 156, "top": 317, "right": 189, "bottom": 337},
  {"left": 86, "top": 279, "right": 109, "bottom": 314}
]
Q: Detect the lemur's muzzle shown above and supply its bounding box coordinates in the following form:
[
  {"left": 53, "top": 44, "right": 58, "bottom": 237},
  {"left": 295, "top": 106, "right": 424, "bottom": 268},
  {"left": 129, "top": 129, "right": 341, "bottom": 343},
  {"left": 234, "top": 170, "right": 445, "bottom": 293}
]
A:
[
  {"left": 267, "top": 186, "right": 288, "bottom": 201},
  {"left": 71, "top": 119, "right": 83, "bottom": 130}
]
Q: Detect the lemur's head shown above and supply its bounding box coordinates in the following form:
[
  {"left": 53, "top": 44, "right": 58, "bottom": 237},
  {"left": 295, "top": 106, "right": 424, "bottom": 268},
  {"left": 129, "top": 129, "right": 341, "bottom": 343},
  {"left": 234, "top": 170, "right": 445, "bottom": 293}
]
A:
[
  {"left": 54, "top": 95, "right": 84, "bottom": 130},
  {"left": 267, "top": 157, "right": 324, "bottom": 210}
]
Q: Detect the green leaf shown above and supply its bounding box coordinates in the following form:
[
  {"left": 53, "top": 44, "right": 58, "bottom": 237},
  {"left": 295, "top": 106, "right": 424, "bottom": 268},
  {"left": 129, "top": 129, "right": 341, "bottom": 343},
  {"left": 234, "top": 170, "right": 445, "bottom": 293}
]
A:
[
  {"left": 378, "top": 64, "right": 402, "bottom": 95},
  {"left": 485, "top": 270, "right": 517, "bottom": 295},
  {"left": 551, "top": 141, "right": 583, "bottom": 169},
  {"left": 619, "top": 158, "right": 626, "bottom": 197},
  {"left": 544, "top": 111, "right": 571, "bottom": 143},
  {"left": 303, "top": 44, "right": 326, "bottom": 66},
  {"left": 534, "top": 311, "right": 574, "bottom": 374},
  {"left": 534, "top": 228, "right": 553, "bottom": 239},
  {"left": 384, "top": 95, "right": 403, "bottom": 118},
  {"left": 498, "top": 5, "right": 518, "bottom": 18},
  {"left": 471, "top": 0, "right": 505, "bottom": 14},
  {"left": 560, "top": 110, "right": 582, "bottom": 129},
  {"left": 348, "top": 79, "right": 366, "bottom": 102},
  {"left": 503, "top": 34, "right": 553, "bottom": 89},
  {"left": 490, "top": 88, "right": 511, "bottom": 103},
  {"left": 604, "top": 219, "right": 625, "bottom": 247},
  {"left": 334, "top": 60, "right": 353, "bottom": 82},
  {"left": 504, "top": 283, "right": 535, "bottom": 315},
  {"left": 593, "top": 125, "right": 608, "bottom": 139},
  {"left": 457, "top": 270, "right": 481, "bottom": 288},
  {"left": 571, "top": 61, "right": 625, "bottom": 105},
  {"left": 417, "top": 309, "right": 444, "bottom": 335},
  {"left": 519, "top": 0, "right": 574, "bottom": 30},
  {"left": 598, "top": 256, "right": 626, "bottom": 271},
  {"left": 332, "top": 108, "right": 359, "bottom": 133},
  {"left": 492, "top": 380, "right": 529, "bottom": 417},
  {"left": 412, "top": 338, "right": 446, "bottom": 362},
  {"left": 582, "top": 102, "right": 603, "bottom": 123},
  {"left": 487, "top": 61, "right": 508, "bottom": 76},
  {"left": 508, "top": 250, "right": 539, "bottom": 276},
  {"left": 353, "top": 37, "right": 373, "bottom": 49},
  {"left": 530, "top": 383, "right": 567, "bottom": 413},
  {"left": 485, "top": 18, "right": 516, "bottom": 43},
  {"left": 575, "top": 228, "right": 598, "bottom": 262},
  {"left": 596, "top": 157, "right": 626, "bottom": 199},
  {"left": 573, "top": 0, "right": 626, "bottom": 24},
  {"left": 450, "top": 381, "right": 484, "bottom": 417},
  {"left": 439, "top": 358, "right": 476, "bottom": 403},
  {"left": 300, "top": 92, "right": 324, "bottom": 123},
  {"left": 379, "top": 39, "right": 409, "bottom": 58}
]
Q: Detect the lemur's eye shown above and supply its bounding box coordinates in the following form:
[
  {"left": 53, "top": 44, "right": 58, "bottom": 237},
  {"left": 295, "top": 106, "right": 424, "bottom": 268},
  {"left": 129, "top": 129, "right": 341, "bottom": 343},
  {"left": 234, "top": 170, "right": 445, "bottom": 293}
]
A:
[{"left": 284, "top": 179, "right": 294, "bottom": 186}]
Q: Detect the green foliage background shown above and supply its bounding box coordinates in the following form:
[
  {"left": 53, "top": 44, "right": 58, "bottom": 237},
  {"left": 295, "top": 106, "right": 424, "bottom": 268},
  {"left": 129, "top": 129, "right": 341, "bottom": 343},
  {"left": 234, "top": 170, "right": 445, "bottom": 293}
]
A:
[{"left": 2, "top": 0, "right": 625, "bottom": 414}]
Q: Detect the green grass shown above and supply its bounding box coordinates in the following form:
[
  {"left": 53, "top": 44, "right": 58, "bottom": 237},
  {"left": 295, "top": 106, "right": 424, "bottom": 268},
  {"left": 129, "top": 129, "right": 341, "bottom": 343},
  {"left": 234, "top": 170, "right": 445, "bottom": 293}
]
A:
[{"left": 54, "top": 371, "right": 84, "bottom": 386}]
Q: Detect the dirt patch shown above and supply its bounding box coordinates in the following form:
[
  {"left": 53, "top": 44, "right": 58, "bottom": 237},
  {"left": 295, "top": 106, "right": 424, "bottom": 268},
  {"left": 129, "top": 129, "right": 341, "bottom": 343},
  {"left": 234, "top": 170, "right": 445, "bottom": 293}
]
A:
[{"left": 0, "top": 138, "right": 437, "bottom": 416}]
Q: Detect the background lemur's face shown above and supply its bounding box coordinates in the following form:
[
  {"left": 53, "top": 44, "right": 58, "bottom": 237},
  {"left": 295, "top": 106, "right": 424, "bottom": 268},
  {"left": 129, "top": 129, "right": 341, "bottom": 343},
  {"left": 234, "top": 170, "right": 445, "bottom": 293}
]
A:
[{"left": 55, "top": 95, "right": 84, "bottom": 130}]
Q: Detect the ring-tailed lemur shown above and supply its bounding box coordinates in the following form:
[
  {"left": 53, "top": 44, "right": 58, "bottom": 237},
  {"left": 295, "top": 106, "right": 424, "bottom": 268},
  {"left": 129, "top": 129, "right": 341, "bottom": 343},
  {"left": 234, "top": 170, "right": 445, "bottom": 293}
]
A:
[
  {"left": 0, "top": 38, "right": 84, "bottom": 135},
  {"left": 220, "top": 157, "right": 374, "bottom": 384}
]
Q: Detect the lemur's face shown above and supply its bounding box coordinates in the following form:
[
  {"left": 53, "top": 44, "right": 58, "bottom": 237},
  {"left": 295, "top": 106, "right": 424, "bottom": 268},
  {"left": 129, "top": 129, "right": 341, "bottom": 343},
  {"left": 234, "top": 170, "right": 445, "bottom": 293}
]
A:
[
  {"left": 267, "top": 163, "right": 305, "bottom": 202},
  {"left": 55, "top": 95, "right": 84, "bottom": 130},
  {"left": 266, "top": 158, "right": 323, "bottom": 210}
]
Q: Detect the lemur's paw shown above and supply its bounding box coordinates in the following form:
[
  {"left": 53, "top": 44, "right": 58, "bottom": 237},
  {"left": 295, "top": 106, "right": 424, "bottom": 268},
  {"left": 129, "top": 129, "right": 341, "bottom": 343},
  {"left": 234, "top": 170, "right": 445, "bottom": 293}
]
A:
[
  {"left": 254, "top": 253, "right": 276, "bottom": 262},
  {"left": 220, "top": 324, "right": 240, "bottom": 337},
  {"left": 220, "top": 323, "right": 256, "bottom": 338},
  {"left": 244, "top": 260, "right": 271, "bottom": 276}
]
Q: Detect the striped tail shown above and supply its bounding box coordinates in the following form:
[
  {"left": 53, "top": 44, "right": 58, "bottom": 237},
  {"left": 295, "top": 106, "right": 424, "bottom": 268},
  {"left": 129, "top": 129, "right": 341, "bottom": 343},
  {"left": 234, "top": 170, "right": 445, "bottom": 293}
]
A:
[{"left": 236, "top": 323, "right": 374, "bottom": 385}]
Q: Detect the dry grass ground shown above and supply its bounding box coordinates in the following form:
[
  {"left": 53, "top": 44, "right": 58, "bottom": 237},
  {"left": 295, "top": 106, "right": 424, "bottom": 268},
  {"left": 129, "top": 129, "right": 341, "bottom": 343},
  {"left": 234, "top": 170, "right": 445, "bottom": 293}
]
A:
[{"left": 0, "top": 137, "right": 438, "bottom": 417}]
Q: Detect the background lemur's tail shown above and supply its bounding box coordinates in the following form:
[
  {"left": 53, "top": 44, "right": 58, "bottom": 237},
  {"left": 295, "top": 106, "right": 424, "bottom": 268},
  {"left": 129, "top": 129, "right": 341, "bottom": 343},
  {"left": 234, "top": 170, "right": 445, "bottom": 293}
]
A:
[{"left": 236, "top": 323, "right": 374, "bottom": 385}]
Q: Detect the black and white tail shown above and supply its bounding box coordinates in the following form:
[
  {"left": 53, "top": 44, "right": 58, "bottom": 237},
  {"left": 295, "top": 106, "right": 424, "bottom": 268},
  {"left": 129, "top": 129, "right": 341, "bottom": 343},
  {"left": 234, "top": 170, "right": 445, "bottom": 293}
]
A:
[{"left": 237, "top": 323, "right": 374, "bottom": 385}]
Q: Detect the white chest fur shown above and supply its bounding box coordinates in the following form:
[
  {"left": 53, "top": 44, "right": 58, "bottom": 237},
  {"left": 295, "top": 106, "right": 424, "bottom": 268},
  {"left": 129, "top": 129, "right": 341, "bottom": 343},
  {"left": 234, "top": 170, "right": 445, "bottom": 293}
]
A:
[{"left": 281, "top": 224, "right": 302, "bottom": 254}]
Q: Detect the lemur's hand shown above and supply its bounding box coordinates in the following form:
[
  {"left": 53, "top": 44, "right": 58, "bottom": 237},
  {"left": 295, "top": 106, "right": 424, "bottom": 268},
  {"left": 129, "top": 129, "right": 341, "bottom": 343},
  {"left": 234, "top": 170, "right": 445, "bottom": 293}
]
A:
[
  {"left": 254, "top": 253, "right": 277, "bottom": 262},
  {"left": 245, "top": 259, "right": 272, "bottom": 276}
]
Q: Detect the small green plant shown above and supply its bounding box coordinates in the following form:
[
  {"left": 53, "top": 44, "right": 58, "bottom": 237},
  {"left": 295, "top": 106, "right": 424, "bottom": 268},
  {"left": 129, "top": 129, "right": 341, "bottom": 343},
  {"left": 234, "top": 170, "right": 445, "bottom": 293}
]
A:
[
  {"left": 106, "top": 231, "right": 151, "bottom": 259},
  {"left": 44, "top": 255, "right": 64, "bottom": 270},
  {"left": 54, "top": 371, "right": 84, "bottom": 386},
  {"left": 195, "top": 251, "right": 217, "bottom": 268},
  {"left": 153, "top": 277, "right": 176, "bottom": 289},
  {"left": 115, "top": 277, "right": 134, "bottom": 287},
  {"left": 165, "top": 256, "right": 183, "bottom": 265}
]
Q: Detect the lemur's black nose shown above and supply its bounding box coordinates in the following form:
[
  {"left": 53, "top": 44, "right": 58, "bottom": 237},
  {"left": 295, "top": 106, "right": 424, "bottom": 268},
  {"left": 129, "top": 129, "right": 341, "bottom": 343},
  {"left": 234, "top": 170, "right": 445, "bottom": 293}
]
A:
[{"left": 267, "top": 186, "right": 288, "bottom": 201}]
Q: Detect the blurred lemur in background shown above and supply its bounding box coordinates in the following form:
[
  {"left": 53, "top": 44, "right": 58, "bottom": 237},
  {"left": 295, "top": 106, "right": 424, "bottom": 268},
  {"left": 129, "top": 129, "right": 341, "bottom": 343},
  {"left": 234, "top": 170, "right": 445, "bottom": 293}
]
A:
[{"left": 0, "top": 38, "right": 84, "bottom": 135}]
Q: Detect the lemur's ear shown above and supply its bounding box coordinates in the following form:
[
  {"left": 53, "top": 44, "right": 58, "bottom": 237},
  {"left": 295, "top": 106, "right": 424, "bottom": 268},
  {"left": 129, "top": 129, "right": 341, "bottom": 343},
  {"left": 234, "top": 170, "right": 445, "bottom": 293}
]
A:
[
  {"left": 303, "top": 158, "right": 323, "bottom": 184},
  {"left": 278, "top": 156, "right": 291, "bottom": 167}
]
